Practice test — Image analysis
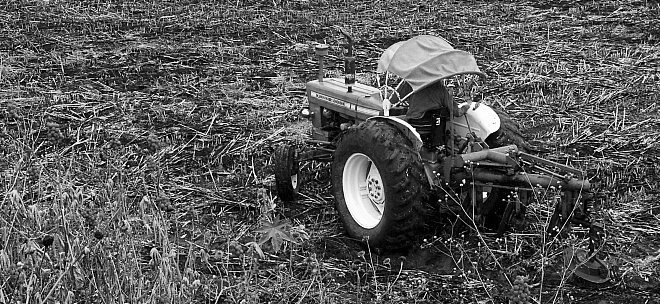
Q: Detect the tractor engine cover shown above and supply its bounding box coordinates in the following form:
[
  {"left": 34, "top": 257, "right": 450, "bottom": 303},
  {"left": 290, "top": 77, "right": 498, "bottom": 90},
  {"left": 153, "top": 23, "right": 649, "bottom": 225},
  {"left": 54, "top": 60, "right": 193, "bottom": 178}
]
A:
[{"left": 306, "top": 78, "right": 383, "bottom": 140}]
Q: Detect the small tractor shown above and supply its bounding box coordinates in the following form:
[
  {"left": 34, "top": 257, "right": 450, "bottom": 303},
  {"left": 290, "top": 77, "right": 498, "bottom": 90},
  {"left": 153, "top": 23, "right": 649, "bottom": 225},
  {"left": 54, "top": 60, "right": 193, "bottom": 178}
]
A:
[{"left": 273, "top": 29, "right": 609, "bottom": 282}]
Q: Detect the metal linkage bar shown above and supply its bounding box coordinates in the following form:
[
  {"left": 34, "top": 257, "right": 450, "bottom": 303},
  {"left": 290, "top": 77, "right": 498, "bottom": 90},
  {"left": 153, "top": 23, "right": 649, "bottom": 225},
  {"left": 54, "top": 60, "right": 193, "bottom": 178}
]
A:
[
  {"left": 458, "top": 145, "right": 519, "bottom": 165},
  {"left": 299, "top": 149, "right": 333, "bottom": 162},
  {"left": 519, "top": 152, "right": 585, "bottom": 179},
  {"left": 461, "top": 169, "right": 591, "bottom": 191},
  {"left": 471, "top": 182, "right": 533, "bottom": 192}
]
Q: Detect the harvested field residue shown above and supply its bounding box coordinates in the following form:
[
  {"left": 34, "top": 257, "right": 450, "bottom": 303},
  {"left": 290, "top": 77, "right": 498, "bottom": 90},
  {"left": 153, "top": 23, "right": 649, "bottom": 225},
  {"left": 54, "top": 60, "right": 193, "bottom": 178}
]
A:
[{"left": 0, "top": 0, "right": 658, "bottom": 303}]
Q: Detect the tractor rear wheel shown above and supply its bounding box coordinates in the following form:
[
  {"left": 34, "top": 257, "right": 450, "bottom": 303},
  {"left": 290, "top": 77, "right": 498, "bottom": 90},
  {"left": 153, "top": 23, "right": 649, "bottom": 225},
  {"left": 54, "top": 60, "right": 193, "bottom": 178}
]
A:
[{"left": 332, "top": 120, "right": 428, "bottom": 250}]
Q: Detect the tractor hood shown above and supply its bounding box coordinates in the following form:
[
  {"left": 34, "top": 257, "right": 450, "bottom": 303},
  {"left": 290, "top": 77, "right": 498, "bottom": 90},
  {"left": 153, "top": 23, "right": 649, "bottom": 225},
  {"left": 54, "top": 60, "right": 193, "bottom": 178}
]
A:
[{"left": 377, "top": 35, "right": 486, "bottom": 93}]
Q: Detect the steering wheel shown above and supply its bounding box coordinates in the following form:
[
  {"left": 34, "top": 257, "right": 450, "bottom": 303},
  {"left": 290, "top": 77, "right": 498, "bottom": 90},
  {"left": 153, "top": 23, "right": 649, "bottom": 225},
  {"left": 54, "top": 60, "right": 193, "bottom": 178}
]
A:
[{"left": 379, "top": 85, "right": 408, "bottom": 108}]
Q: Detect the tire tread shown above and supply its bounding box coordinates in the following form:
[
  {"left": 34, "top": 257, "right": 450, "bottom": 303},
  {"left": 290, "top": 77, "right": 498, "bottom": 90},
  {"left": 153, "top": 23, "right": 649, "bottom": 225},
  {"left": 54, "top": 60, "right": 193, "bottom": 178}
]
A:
[{"left": 332, "top": 120, "right": 429, "bottom": 250}]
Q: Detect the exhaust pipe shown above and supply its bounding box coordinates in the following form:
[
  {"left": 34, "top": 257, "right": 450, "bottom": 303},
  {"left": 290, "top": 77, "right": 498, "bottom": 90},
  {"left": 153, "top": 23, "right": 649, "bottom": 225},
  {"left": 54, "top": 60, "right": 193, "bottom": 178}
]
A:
[
  {"left": 315, "top": 44, "right": 328, "bottom": 83},
  {"left": 338, "top": 28, "right": 355, "bottom": 93}
]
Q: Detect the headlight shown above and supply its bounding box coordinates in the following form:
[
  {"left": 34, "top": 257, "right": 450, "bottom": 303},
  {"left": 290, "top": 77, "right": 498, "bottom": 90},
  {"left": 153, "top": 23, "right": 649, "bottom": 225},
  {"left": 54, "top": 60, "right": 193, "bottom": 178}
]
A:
[
  {"left": 300, "top": 107, "right": 313, "bottom": 119},
  {"left": 322, "top": 108, "right": 333, "bottom": 118}
]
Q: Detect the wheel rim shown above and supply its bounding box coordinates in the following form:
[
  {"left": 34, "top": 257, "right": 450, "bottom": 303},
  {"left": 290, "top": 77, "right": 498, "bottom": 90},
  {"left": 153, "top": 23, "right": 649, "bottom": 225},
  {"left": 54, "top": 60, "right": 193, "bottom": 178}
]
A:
[
  {"left": 343, "top": 153, "right": 384, "bottom": 229},
  {"left": 290, "top": 174, "right": 298, "bottom": 189}
]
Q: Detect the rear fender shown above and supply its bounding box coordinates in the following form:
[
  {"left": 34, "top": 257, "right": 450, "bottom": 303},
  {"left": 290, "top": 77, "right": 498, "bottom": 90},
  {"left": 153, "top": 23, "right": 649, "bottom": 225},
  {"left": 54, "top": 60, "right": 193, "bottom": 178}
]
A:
[
  {"left": 450, "top": 103, "right": 501, "bottom": 140},
  {"left": 366, "top": 116, "right": 423, "bottom": 151},
  {"left": 367, "top": 116, "right": 439, "bottom": 187}
]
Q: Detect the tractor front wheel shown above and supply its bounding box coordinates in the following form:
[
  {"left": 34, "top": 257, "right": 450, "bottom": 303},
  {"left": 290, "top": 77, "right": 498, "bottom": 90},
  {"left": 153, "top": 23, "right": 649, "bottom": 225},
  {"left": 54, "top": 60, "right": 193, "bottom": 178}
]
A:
[
  {"left": 273, "top": 144, "right": 300, "bottom": 202},
  {"left": 332, "top": 120, "right": 428, "bottom": 250}
]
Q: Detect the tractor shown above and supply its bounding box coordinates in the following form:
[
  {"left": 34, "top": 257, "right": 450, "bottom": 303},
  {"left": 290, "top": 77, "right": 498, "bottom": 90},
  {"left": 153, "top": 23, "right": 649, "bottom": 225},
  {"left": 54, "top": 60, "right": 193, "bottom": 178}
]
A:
[{"left": 273, "top": 29, "right": 608, "bottom": 282}]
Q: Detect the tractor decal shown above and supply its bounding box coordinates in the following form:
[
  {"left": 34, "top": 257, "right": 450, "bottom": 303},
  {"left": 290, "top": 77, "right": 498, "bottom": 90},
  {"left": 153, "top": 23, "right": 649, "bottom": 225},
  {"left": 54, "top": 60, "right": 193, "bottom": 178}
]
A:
[{"left": 310, "top": 91, "right": 344, "bottom": 107}]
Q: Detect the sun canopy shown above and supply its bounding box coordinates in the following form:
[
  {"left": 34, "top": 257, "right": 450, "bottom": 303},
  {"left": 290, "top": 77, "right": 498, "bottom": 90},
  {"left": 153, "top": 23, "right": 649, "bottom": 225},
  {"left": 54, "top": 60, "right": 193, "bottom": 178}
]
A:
[{"left": 377, "top": 35, "right": 486, "bottom": 93}]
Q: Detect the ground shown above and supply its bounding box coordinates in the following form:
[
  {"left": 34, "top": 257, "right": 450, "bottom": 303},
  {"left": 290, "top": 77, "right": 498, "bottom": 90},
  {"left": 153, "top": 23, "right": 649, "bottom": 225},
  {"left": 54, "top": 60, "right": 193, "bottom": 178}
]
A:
[{"left": 0, "top": 0, "right": 659, "bottom": 303}]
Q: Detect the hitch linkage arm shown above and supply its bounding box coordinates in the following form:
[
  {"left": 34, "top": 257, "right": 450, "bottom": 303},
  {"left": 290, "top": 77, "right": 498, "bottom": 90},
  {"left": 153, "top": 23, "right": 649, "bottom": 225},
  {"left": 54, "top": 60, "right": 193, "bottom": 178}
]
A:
[{"left": 450, "top": 145, "right": 591, "bottom": 191}]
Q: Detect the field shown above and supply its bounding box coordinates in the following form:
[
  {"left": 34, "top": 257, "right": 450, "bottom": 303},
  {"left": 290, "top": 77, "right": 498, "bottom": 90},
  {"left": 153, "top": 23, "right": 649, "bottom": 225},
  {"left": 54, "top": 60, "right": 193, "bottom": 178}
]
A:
[{"left": 1, "top": 0, "right": 659, "bottom": 303}]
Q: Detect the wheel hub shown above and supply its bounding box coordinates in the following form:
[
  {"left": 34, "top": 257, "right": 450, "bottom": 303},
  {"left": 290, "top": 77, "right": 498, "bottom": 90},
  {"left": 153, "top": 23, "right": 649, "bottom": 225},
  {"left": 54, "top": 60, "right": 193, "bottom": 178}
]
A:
[
  {"left": 290, "top": 174, "right": 298, "bottom": 189},
  {"left": 366, "top": 170, "right": 384, "bottom": 204}
]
